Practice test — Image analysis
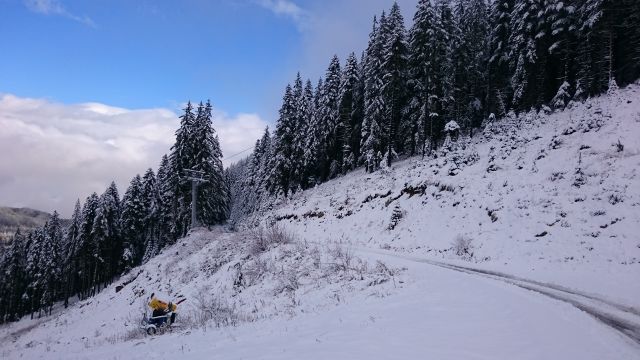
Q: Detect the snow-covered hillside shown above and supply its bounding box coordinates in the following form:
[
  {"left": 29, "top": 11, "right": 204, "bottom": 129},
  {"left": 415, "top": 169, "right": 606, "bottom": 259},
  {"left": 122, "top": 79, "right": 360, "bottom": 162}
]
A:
[
  {"left": 0, "top": 227, "right": 405, "bottom": 359},
  {"left": 1, "top": 85, "right": 639, "bottom": 359},
  {"left": 251, "top": 83, "right": 640, "bottom": 306}
]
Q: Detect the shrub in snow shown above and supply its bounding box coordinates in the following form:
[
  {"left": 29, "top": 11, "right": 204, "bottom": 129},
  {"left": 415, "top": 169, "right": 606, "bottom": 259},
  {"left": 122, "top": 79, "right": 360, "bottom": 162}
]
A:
[
  {"left": 243, "top": 257, "right": 271, "bottom": 286},
  {"left": 573, "top": 153, "right": 587, "bottom": 188},
  {"left": 388, "top": 205, "right": 404, "bottom": 230},
  {"left": 248, "top": 224, "right": 294, "bottom": 255},
  {"left": 551, "top": 81, "right": 572, "bottom": 110},
  {"left": 192, "top": 287, "right": 245, "bottom": 328},
  {"left": 613, "top": 139, "right": 624, "bottom": 152},
  {"left": 452, "top": 234, "right": 474, "bottom": 259}
]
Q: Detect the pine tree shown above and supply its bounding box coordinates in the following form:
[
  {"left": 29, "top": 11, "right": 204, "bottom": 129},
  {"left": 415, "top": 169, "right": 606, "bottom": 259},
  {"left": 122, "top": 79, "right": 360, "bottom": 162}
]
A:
[
  {"left": 39, "top": 213, "right": 63, "bottom": 314},
  {"left": 429, "top": 0, "right": 456, "bottom": 147},
  {"left": 63, "top": 199, "right": 82, "bottom": 307},
  {"left": 298, "top": 80, "right": 315, "bottom": 186},
  {"left": 361, "top": 14, "right": 386, "bottom": 172},
  {"left": 25, "top": 229, "right": 44, "bottom": 317},
  {"left": 290, "top": 73, "right": 307, "bottom": 190},
  {"left": 452, "top": 0, "right": 489, "bottom": 132},
  {"left": 170, "top": 102, "right": 197, "bottom": 236},
  {"left": 2, "top": 229, "right": 27, "bottom": 321},
  {"left": 120, "top": 175, "right": 145, "bottom": 271},
  {"left": 91, "top": 182, "right": 121, "bottom": 291},
  {"left": 339, "top": 53, "right": 362, "bottom": 172},
  {"left": 381, "top": 2, "right": 409, "bottom": 165},
  {"left": 141, "top": 168, "right": 158, "bottom": 262},
  {"left": 407, "top": 0, "right": 436, "bottom": 155},
  {"left": 320, "top": 55, "right": 342, "bottom": 179},
  {"left": 304, "top": 78, "right": 324, "bottom": 184},
  {"left": 192, "top": 101, "right": 228, "bottom": 224},
  {"left": 156, "top": 154, "right": 176, "bottom": 249},
  {"left": 80, "top": 193, "right": 100, "bottom": 298},
  {"left": 271, "top": 85, "right": 297, "bottom": 195},
  {"left": 257, "top": 127, "right": 273, "bottom": 194},
  {"left": 488, "top": 0, "right": 514, "bottom": 116}
]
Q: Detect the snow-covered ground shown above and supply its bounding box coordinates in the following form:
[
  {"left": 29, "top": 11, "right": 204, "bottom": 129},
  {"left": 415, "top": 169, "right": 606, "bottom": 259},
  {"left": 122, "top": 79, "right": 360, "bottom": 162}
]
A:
[
  {"left": 1, "top": 85, "right": 639, "bottom": 359},
  {"left": 255, "top": 83, "right": 640, "bottom": 308},
  {"left": 2, "top": 235, "right": 638, "bottom": 359}
]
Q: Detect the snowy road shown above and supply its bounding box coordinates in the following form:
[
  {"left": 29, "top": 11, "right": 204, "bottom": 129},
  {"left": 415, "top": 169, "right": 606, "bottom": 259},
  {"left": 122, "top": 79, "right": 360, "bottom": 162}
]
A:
[{"left": 356, "top": 246, "right": 640, "bottom": 348}]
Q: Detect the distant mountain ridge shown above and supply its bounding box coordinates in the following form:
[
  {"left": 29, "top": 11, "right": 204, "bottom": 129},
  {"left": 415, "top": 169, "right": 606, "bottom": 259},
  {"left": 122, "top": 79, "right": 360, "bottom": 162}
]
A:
[{"left": 0, "top": 206, "right": 55, "bottom": 243}]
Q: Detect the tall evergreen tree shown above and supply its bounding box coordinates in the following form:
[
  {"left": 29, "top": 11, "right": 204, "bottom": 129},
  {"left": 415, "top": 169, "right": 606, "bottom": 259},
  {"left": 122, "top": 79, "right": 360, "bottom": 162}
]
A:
[
  {"left": 361, "top": 14, "right": 386, "bottom": 172},
  {"left": 2, "top": 229, "right": 27, "bottom": 321},
  {"left": 120, "top": 176, "right": 145, "bottom": 271},
  {"left": 407, "top": 0, "right": 437, "bottom": 155},
  {"left": 339, "top": 53, "right": 362, "bottom": 172},
  {"left": 155, "top": 155, "right": 176, "bottom": 249},
  {"left": 141, "top": 168, "right": 158, "bottom": 261},
  {"left": 192, "top": 101, "right": 228, "bottom": 224},
  {"left": 381, "top": 2, "right": 409, "bottom": 164},
  {"left": 488, "top": 0, "right": 514, "bottom": 116},
  {"left": 91, "top": 182, "right": 121, "bottom": 291},
  {"left": 271, "top": 85, "right": 297, "bottom": 195},
  {"left": 320, "top": 55, "right": 343, "bottom": 179}
]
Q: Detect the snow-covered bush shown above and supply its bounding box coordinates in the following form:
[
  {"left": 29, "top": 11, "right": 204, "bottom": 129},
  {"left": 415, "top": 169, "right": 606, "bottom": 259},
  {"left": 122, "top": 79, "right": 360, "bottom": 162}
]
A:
[
  {"left": 192, "top": 286, "right": 247, "bottom": 328},
  {"left": 388, "top": 205, "right": 404, "bottom": 230},
  {"left": 551, "top": 81, "right": 572, "bottom": 110},
  {"left": 248, "top": 224, "right": 295, "bottom": 255},
  {"left": 452, "top": 234, "right": 474, "bottom": 259}
]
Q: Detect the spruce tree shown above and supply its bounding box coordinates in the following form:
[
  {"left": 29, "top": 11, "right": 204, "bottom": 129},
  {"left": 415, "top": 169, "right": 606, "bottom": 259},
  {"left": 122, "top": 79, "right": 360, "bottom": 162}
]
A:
[
  {"left": 339, "top": 53, "right": 362, "bottom": 172},
  {"left": 361, "top": 14, "right": 386, "bottom": 172},
  {"left": 407, "top": 0, "right": 436, "bottom": 155},
  {"left": 320, "top": 55, "right": 342, "bottom": 179},
  {"left": 91, "top": 182, "right": 120, "bottom": 290},
  {"left": 141, "top": 168, "right": 158, "bottom": 262},
  {"left": 120, "top": 175, "right": 145, "bottom": 271},
  {"left": 381, "top": 2, "right": 409, "bottom": 164},
  {"left": 271, "top": 85, "right": 297, "bottom": 195},
  {"left": 2, "top": 229, "right": 27, "bottom": 321},
  {"left": 192, "top": 101, "right": 228, "bottom": 224},
  {"left": 156, "top": 155, "right": 177, "bottom": 249}
]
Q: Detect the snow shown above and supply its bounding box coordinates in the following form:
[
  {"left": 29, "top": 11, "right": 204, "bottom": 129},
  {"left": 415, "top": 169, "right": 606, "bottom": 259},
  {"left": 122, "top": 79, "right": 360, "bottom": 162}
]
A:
[
  {"left": 2, "top": 245, "right": 638, "bottom": 359},
  {"left": 2, "top": 85, "right": 640, "bottom": 359},
  {"left": 252, "top": 83, "right": 640, "bottom": 307}
]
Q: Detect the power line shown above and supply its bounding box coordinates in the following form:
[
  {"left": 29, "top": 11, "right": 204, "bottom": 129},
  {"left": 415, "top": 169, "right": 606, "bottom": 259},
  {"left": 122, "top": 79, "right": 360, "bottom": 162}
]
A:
[{"left": 224, "top": 146, "right": 254, "bottom": 160}]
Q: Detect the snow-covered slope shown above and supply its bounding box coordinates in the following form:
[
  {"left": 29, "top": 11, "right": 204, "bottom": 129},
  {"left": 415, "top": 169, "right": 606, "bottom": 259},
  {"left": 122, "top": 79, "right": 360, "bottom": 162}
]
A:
[
  {"left": 2, "top": 229, "right": 639, "bottom": 359},
  {"left": 1, "top": 85, "right": 639, "bottom": 359},
  {"left": 252, "top": 83, "right": 640, "bottom": 306},
  {"left": 0, "top": 227, "right": 403, "bottom": 358}
]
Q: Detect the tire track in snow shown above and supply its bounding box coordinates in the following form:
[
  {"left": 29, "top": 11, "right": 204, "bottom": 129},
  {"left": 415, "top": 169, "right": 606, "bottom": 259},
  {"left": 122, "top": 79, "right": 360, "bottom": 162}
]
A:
[{"left": 354, "top": 246, "right": 640, "bottom": 347}]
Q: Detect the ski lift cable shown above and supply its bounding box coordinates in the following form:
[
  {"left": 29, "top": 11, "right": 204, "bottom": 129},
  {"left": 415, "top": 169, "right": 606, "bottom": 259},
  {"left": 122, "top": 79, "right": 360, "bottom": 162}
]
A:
[{"left": 224, "top": 146, "right": 254, "bottom": 160}]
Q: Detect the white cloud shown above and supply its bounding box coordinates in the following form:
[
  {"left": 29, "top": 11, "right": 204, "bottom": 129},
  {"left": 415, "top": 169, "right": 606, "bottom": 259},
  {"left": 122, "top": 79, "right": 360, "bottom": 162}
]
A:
[
  {"left": 24, "top": 0, "right": 96, "bottom": 27},
  {"left": 0, "top": 94, "right": 266, "bottom": 216},
  {"left": 256, "top": 0, "right": 309, "bottom": 29}
]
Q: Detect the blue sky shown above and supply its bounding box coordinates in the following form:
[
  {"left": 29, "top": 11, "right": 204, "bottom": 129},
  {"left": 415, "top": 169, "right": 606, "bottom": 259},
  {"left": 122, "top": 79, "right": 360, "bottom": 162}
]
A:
[
  {"left": 0, "top": 0, "right": 417, "bottom": 120},
  {"left": 1, "top": 0, "right": 305, "bottom": 117},
  {"left": 0, "top": 0, "right": 418, "bottom": 215}
]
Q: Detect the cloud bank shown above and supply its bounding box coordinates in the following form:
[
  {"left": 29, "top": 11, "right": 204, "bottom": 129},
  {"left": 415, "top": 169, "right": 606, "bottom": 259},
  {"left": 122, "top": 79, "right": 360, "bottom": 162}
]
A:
[
  {"left": 0, "top": 94, "right": 266, "bottom": 216},
  {"left": 24, "top": 0, "right": 96, "bottom": 27}
]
